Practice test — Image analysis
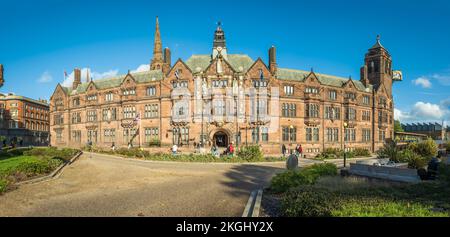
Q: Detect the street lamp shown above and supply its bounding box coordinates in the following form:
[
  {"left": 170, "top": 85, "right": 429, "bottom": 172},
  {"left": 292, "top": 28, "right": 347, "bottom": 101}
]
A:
[{"left": 343, "top": 122, "right": 348, "bottom": 168}]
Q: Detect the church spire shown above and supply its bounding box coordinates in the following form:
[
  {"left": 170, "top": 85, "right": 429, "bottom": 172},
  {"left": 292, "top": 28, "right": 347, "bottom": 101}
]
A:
[{"left": 150, "top": 16, "right": 164, "bottom": 70}]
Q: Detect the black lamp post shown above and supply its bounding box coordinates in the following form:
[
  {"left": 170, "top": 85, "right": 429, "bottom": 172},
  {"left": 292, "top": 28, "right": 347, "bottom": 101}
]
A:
[{"left": 343, "top": 122, "right": 348, "bottom": 168}]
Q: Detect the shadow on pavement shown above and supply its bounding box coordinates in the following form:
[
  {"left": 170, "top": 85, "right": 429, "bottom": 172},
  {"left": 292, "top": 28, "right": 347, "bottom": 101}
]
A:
[{"left": 221, "top": 164, "right": 285, "bottom": 198}]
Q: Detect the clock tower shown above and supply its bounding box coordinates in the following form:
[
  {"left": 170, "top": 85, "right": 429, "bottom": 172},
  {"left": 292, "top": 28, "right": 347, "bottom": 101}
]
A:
[
  {"left": 212, "top": 22, "right": 227, "bottom": 59},
  {"left": 361, "top": 35, "right": 393, "bottom": 97}
]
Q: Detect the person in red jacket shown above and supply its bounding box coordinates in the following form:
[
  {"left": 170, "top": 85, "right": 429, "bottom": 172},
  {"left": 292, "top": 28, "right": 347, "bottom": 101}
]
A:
[
  {"left": 297, "top": 144, "right": 303, "bottom": 158},
  {"left": 228, "top": 142, "right": 235, "bottom": 156}
]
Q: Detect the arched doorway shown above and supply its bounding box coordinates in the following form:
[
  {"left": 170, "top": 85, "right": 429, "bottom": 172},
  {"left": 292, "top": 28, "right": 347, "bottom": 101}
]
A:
[{"left": 213, "top": 131, "right": 229, "bottom": 147}]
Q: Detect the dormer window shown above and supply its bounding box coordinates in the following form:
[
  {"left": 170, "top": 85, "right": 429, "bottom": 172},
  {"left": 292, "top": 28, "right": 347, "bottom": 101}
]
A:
[
  {"left": 345, "top": 92, "right": 356, "bottom": 100},
  {"left": 123, "top": 88, "right": 136, "bottom": 95},
  {"left": 87, "top": 94, "right": 97, "bottom": 101},
  {"left": 253, "top": 80, "right": 267, "bottom": 88},
  {"left": 362, "top": 95, "right": 370, "bottom": 105},
  {"left": 147, "top": 86, "right": 156, "bottom": 96},
  {"left": 305, "top": 87, "right": 319, "bottom": 94},
  {"left": 172, "top": 81, "right": 188, "bottom": 88},
  {"left": 284, "top": 85, "right": 294, "bottom": 95},
  {"left": 328, "top": 90, "right": 337, "bottom": 100},
  {"left": 212, "top": 79, "right": 228, "bottom": 88},
  {"left": 105, "top": 92, "right": 114, "bottom": 101}
]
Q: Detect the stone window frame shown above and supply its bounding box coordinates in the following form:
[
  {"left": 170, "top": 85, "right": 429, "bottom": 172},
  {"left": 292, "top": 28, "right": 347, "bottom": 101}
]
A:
[
  {"left": 283, "top": 85, "right": 294, "bottom": 96},
  {"left": 305, "top": 103, "right": 320, "bottom": 118},
  {"left": 146, "top": 86, "right": 157, "bottom": 96},
  {"left": 306, "top": 127, "right": 319, "bottom": 142}
]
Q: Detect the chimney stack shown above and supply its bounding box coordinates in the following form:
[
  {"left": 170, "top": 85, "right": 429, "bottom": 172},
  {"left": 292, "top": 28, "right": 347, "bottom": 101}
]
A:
[
  {"left": 269, "top": 46, "right": 277, "bottom": 74},
  {"left": 73, "top": 68, "right": 81, "bottom": 90},
  {"left": 360, "top": 65, "right": 369, "bottom": 86},
  {"left": 0, "top": 64, "right": 4, "bottom": 88},
  {"left": 164, "top": 47, "right": 171, "bottom": 67},
  {"left": 86, "top": 68, "right": 91, "bottom": 83}
]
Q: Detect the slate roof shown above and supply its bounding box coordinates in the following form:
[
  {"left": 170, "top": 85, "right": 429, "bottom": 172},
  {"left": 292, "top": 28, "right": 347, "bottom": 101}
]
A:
[
  {"left": 66, "top": 70, "right": 163, "bottom": 95},
  {"left": 276, "top": 68, "right": 372, "bottom": 92},
  {"left": 185, "top": 54, "right": 254, "bottom": 73},
  {"left": 62, "top": 55, "right": 371, "bottom": 94}
]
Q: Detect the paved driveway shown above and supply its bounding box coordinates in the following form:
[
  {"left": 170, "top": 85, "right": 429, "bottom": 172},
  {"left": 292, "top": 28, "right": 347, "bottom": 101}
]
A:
[
  {"left": 0, "top": 153, "right": 288, "bottom": 216},
  {"left": 0, "top": 153, "right": 369, "bottom": 217}
]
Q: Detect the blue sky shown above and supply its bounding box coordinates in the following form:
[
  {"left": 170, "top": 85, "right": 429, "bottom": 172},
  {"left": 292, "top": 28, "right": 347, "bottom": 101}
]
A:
[{"left": 1, "top": 0, "right": 449, "bottom": 124}]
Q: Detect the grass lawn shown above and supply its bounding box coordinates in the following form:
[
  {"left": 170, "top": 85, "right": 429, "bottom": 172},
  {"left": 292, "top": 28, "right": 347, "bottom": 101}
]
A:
[
  {"left": 0, "top": 155, "right": 62, "bottom": 178},
  {"left": 0, "top": 147, "right": 79, "bottom": 194},
  {"left": 264, "top": 165, "right": 450, "bottom": 217}
]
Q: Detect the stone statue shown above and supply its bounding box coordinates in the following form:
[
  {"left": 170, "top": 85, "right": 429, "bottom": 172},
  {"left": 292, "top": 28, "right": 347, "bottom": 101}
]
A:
[{"left": 286, "top": 154, "right": 299, "bottom": 170}]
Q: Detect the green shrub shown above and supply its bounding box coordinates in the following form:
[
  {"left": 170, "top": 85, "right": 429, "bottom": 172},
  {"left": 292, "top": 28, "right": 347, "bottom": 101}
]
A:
[
  {"left": 409, "top": 138, "right": 438, "bottom": 158},
  {"left": 354, "top": 148, "right": 371, "bottom": 157},
  {"left": 304, "top": 163, "right": 338, "bottom": 177},
  {"left": 407, "top": 153, "right": 430, "bottom": 169},
  {"left": 23, "top": 147, "right": 78, "bottom": 161},
  {"left": 148, "top": 139, "right": 161, "bottom": 147},
  {"left": 0, "top": 178, "right": 7, "bottom": 194},
  {"left": 282, "top": 186, "right": 338, "bottom": 217},
  {"left": 236, "top": 145, "right": 263, "bottom": 162},
  {"left": 270, "top": 170, "right": 316, "bottom": 193},
  {"left": 270, "top": 163, "right": 338, "bottom": 193},
  {"left": 377, "top": 140, "right": 399, "bottom": 160}
]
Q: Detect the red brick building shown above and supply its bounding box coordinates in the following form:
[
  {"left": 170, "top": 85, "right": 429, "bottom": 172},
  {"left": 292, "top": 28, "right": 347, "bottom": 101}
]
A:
[
  {"left": 0, "top": 93, "right": 50, "bottom": 146},
  {"left": 50, "top": 18, "right": 399, "bottom": 156}
]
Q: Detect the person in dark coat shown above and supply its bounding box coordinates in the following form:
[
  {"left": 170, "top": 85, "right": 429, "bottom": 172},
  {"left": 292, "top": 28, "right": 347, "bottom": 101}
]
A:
[{"left": 282, "top": 144, "right": 287, "bottom": 157}]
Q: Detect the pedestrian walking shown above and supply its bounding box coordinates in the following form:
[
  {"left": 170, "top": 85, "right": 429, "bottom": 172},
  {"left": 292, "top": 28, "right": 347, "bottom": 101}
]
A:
[
  {"left": 172, "top": 144, "right": 178, "bottom": 155},
  {"left": 297, "top": 144, "right": 303, "bottom": 158},
  {"left": 281, "top": 144, "right": 287, "bottom": 157}
]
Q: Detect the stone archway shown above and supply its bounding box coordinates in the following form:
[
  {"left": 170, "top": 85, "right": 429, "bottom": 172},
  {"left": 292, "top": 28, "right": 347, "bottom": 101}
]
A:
[{"left": 211, "top": 129, "right": 231, "bottom": 148}]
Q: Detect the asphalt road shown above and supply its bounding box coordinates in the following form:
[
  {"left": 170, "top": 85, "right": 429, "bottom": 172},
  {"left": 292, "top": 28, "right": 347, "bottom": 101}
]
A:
[{"left": 0, "top": 152, "right": 369, "bottom": 217}]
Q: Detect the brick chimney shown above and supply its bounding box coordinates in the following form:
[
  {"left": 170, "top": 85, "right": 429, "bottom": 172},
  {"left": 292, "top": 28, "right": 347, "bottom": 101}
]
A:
[
  {"left": 163, "top": 47, "right": 171, "bottom": 74},
  {"left": 73, "top": 68, "right": 81, "bottom": 90},
  {"left": 268, "top": 46, "right": 277, "bottom": 74},
  {"left": 360, "top": 65, "right": 369, "bottom": 86}
]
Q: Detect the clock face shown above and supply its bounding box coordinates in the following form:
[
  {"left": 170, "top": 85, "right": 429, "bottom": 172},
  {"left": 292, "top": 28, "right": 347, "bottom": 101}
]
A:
[{"left": 393, "top": 71, "right": 402, "bottom": 81}]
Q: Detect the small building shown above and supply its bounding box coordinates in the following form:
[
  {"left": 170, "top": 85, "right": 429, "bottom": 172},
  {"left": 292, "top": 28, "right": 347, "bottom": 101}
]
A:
[
  {"left": 0, "top": 93, "right": 50, "bottom": 146},
  {"left": 401, "top": 122, "right": 446, "bottom": 140},
  {"left": 394, "top": 131, "right": 428, "bottom": 149}
]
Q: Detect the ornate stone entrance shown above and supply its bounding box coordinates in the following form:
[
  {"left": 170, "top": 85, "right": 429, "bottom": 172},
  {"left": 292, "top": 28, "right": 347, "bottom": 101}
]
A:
[{"left": 213, "top": 131, "right": 229, "bottom": 147}]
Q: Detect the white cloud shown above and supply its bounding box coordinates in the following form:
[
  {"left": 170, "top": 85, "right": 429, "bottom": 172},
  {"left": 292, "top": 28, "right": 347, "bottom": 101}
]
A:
[
  {"left": 412, "top": 77, "right": 432, "bottom": 88},
  {"left": 431, "top": 73, "right": 450, "bottom": 86},
  {"left": 396, "top": 101, "right": 450, "bottom": 125},
  {"left": 131, "top": 64, "right": 150, "bottom": 73},
  {"left": 61, "top": 68, "right": 119, "bottom": 87},
  {"left": 411, "top": 102, "right": 444, "bottom": 120},
  {"left": 394, "top": 108, "right": 412, "bottom": 121},
  {"left": 38, "top": 71, "right": 53, "bottom": 83}
]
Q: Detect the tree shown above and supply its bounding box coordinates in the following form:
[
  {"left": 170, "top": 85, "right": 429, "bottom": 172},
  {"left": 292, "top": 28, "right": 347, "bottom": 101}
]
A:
[{"left": 394, "top": 120, "right": 404, "bottom": 132}]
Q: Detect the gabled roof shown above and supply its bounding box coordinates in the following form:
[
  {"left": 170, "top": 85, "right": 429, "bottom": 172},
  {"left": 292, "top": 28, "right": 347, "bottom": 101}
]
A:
[
  {"left": 276, "top": 68, "right": 372, "bottom": 92},
  {"left": 65, "top": 70, "right": 163, "bottom": 95},
  {"left": 185, "top": 54, "right": 254, "bottom": 73}
]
